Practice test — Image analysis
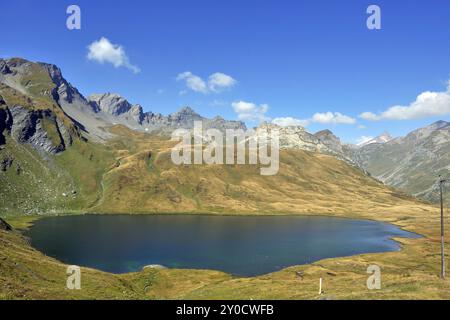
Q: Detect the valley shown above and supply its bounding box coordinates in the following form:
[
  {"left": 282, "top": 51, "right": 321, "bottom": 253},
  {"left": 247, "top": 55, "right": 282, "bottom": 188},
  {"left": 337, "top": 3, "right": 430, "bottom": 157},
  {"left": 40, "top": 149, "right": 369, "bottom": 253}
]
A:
[{"left": 0, "top": 57, "right": 449, "bottom": 300}]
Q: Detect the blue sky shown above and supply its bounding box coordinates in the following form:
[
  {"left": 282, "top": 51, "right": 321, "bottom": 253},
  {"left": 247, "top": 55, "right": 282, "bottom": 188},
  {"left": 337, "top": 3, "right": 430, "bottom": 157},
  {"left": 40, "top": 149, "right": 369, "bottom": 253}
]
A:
[{"left": 1, "top": 0, "right": 450, "bottom": 143}]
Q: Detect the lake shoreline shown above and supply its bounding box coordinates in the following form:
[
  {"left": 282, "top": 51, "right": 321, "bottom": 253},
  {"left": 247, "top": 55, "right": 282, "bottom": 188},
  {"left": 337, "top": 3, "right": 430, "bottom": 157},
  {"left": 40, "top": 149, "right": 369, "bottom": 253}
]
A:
[{"left": 21, "top": 213, "right": 421, "bottom": 277}]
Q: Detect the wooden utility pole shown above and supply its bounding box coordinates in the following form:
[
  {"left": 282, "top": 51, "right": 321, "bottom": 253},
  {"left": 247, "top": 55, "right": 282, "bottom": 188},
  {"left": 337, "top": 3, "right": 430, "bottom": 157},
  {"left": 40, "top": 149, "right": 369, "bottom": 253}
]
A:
[{"left": 439, "top": 175, "right": 447, "bottom": 279}]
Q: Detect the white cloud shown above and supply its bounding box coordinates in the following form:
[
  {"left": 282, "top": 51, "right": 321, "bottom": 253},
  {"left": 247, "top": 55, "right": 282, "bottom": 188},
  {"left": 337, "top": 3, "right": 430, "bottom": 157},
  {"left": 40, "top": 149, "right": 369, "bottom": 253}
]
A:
[
  {"left": 87, "top": 37, "right": 140, "bottom": 74},
  {"left": 232, "top": 101, "right": 269, "bottom": 122},
  {"left": 356, "top": 136, "right": 374, "bottom": 145},
  {"left": 272, "top": 117, "right": 309, "bottom": 127},
  {"left": 176, "top": 72, "right": 209, "bottom": 93},
  {"left": 176, "top": 71, "right": 236, "bottom": 94},
  {"left": 208, "top": 73, "right": 237, "bottom": 92},
  {"left": 360, "top": 80, "right": 450, "bottom": 121},
  {"left": 261, "top": 111, "right": 356, "bottom": 127},
  {"left": 312, "top": 112, "right": 356, "bottom": 125},
  {"left": 359, "top": 112, "right": 380, "bottom": 121}
]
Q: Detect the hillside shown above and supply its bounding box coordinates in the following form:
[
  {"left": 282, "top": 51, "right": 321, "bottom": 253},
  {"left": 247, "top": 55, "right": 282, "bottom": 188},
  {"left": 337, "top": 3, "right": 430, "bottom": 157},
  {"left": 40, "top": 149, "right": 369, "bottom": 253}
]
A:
[
  {"left": 87, "top": 125, "right": 425, "bottom": 215},
  {"left": 351, "top": 121, "right": 450, "bottom": 203}
]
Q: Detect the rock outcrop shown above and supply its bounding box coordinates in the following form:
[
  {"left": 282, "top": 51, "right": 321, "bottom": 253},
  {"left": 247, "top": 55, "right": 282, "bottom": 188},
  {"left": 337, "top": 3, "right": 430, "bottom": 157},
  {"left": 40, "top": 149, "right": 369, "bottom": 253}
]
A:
[
  {"left": 0, "top": 154, "right": 14, "bottom": 171},
  {"left": 6, "top": 106, "right": 70, "bottom": 154},
  {"left": 314, "top": 129, "right": 344, "bottom": 155},
  {"left": 251, "top": 123, "right": 357, "bottom": 166},
  {"left": 0, "top": 107, "right": 13, "bottom": 146},
  {"left": 0, "top": 217, "right": 12, "bottom": 231},
  {"left": 89, "top": 93, "right": 144, "bottom": 124}
]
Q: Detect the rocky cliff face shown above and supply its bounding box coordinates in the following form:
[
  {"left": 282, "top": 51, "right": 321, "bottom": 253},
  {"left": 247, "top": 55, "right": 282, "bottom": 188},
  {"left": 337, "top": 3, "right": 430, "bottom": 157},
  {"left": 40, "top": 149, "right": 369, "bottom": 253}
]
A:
[
  {"left": 314, "top": 129, "right": 344, "bottom": 154},
  {"left": 89, "top": 93, "right": 144, "bottom": 123},
  {"left": 251, "top": 124, "right": 357, "bottom": 166},
  {"left": 0, "top": 105, "right": 72, "bottom": 154},
  {"left": 0, "top": 107, "right": 12, "bottom": 146},
  {"left": 0, "top": 58, "right": 77, "bottom": 154},
  {"left": 9, "top": 106, "right": 71, "bottom": 154},
  {"left": 255, "top": 124, "right": 328, "bottom": 152}
]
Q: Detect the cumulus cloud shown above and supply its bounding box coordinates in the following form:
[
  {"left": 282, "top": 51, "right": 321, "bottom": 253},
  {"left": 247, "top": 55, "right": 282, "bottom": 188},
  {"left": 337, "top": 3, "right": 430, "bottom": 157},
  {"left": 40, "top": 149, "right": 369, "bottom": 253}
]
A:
[
  {"left": 87, "top": 37, "right": 140, "bottom": 74},
  {"left": 360, "top": 80, "right": 450, "bottom": 121},
  {"left": 176, "top": 71, "right": 236, "bottom": 94},
  {"left": 263, "top": 111, "right": 356, "bottom": 127},
  {"left": 359, "top": 112, "right": 380, "bottom": 121},
  {"left": 208, "top": 73, "right": 237, "bottom": 92},
  {"left": 176, "top": 72, "right": 209, "bottom": 93},
  {"left": 312, "top": 112, "right": 356, "bottom": 125},
  {"left": 272, "top": 117, "right": 309, "bottom": 127},
  {"left": 232, "top": 101, "right": 269, "bottom": 122}
]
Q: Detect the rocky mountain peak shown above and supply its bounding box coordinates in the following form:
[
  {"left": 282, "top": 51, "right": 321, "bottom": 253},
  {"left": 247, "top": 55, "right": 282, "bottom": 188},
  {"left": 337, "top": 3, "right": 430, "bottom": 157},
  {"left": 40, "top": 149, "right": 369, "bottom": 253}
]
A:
[
  {"left": 429, "top": 120, "right": 450, "bottom": 130},
  {"left": 314, "top": 129, "right": 343, "bottom": 153},
  {"left": 87, "top": 92, "right": 146, "bottom": 126},
  {"left": 179, "top": 106, "right": 196, "bottom": 114},
  {"left": 315, "top": 129, "right": 333, "bottom": 135},
  {"left": 168, "top": 106, "right": 203, "bottom": 123},
  {"left": 88, "top": 93, "right": 134, "bottom": 116},
  {"left": 314, "top": 129, "right": 339, "bottom": 142},
  {"left": 376, "top": 131, "right": 393, "bottom": 143},
  {"left": 170, "top": 106, "right": 200, "bottom": 117}
]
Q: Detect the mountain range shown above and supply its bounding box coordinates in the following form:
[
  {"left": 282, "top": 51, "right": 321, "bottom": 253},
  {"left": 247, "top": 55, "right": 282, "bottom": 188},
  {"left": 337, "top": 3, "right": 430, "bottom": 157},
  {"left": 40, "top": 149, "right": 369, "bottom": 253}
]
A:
[
  {"left": 0, "top": 57, "right": 449, "bottom": 215},
  {"left": 350, "top": 121, "right": 450, "bottom": 202}
]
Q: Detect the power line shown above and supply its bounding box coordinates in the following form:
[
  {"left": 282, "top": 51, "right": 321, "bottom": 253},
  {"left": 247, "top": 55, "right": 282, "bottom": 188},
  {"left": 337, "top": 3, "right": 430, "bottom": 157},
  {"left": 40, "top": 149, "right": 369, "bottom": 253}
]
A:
[{"left": 439, "top": 175, "right": 447, "bottom": 279}]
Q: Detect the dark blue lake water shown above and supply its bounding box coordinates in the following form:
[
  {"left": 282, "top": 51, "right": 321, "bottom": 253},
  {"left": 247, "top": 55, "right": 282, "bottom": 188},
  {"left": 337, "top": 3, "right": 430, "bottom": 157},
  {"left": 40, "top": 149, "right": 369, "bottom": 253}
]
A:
[{"left": 26, "top": 214, "right": 419, "bottom": 276}]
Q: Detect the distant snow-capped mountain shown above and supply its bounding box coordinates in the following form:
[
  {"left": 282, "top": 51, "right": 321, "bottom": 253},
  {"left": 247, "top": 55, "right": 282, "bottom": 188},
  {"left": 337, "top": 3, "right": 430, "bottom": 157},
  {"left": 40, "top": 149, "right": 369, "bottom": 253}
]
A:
[{"left": 357, "top": 132, "right": 393, "bottom": 147}]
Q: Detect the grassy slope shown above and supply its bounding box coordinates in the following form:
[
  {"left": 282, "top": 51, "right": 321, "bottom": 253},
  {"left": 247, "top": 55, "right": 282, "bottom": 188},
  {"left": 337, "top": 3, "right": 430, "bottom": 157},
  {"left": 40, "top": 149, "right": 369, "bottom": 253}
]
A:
[
  {"left": 0, "top": 135, "right": 116, "bottom": 216},
  {"left": 93, "top": 126, "right": 430, "bottom": 216},
  {"left": 0, "top": 136, "right": 74, "bottom": 215}
]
